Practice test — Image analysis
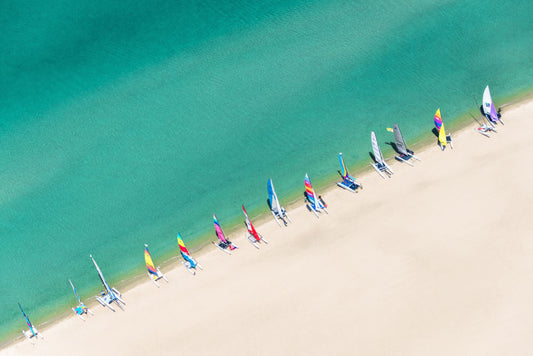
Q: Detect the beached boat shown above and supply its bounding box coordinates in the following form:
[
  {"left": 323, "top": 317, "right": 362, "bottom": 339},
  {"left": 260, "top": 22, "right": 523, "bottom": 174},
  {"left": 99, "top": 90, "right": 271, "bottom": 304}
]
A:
[
  {"left": 370, "top": 131, "right": 394, "bottom": 178},
  {"left": 69, "top": 279, "right": 94, "bottom": 320},
  {"left": 483, "top": 85, "right": 503, "bottom": 124},
  {"left": 337, "top": 153, "right": 362, "bottom": 192},
  {"left": 18, "top": 303, "right": 42, "bottom": 343},
  {"left": 304, "top": 173, "right": 328, "bottom": 218},
  {"left": 242, "top": 204, "right": 268, "bottom": 248},
  {"left": 90, "top": 254, "right": 125, "bottom": 311},
  {"left": 144, "top": 244, "right": 168, "bottom": 287},
  {"left": 267, "top": 178, "right": 291, "bottom": 226},
  {"left": 392, "top": 124, "right": 420, "bottom": 166},
  {"left": 177, "top": 233, "right": 202, "bottom": 274},
  {"left": 434, "top": 109, "right": 453, "bottom": 150},
  {"left": 212, "top": 214, "right": 238, "bottom": 254}
]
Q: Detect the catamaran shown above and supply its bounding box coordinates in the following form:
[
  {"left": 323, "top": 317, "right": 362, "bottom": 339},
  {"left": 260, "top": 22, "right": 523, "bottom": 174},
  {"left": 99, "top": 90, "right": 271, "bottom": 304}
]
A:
[
  {"left": 370, "top": 131, "right": 394, "bottom": 178},
  {"left": 212, "top": 214, "right": 238, "bottom": 254},
  {"left": 434, "top": 109, "right": 453, "bottom": 150},
  {"left": 144, "top": 244, "right": 168, "bottom": 287},
  {"left": 304, "top": 173, "right": 328, "bottom": 218},
  {"left": 392, "top": 124, "right": 420, "bottom": 166},
  {"left": 267, "top": 178, "right": 291, "bottom": 226},
  {"left": 90, "top": 254, "right": 125, "bottom": 312},
  {"left": 242, "top": 204, "right": 268, "bottom": 248},
  {"left": 18, "top": 303, "right": 42, "bottom": 342},
  {"left": 483, "top": 85, "right": 503, "bottom": 125},
  {"left": 177, "top": 233, "right": 203, "bottom": 274},
  {"left": 69, "top": 279, "right": 94, "bottom": 320},
  {"left": 337, "top": 153, "right": 362, "bottom": 192}
]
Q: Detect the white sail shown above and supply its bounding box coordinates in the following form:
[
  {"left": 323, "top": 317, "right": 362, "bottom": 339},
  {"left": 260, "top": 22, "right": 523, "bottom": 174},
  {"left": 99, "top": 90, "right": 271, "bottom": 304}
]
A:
[{"left": 371, "top": 131, "right": 384, "bottom": 165}]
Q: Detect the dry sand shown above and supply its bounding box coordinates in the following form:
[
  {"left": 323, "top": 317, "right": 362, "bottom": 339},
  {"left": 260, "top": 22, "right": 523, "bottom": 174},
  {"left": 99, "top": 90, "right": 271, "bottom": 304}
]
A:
[{"left": 3, "top": 100, "right": 533, "bottom": 355}]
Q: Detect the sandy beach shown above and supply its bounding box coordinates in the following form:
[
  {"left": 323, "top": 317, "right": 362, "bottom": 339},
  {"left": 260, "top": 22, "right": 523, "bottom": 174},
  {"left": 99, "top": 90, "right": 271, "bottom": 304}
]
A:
[{"left": 3, "top": 99, "right": 533, "bottom": 355}]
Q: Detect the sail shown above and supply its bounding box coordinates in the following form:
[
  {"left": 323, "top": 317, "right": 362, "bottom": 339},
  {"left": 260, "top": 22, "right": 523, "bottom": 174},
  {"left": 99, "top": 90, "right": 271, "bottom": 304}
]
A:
[
  {"left": 393, "top": 124, "right": 408, "bottom": 156},
  {"left": 304, "top": 174, "right": 318, "bottom": 208},
  {"left": 483, "top": 85, "right": 498, "bottom": 122},
  {"left": 242, "top": 205, "right": 260, "bottom": 240},
  {"left": 177, "top": 233, "right": 196, "bottom": 267},
  {"left": 434, "top": 108, "right": 443, "bottom": 131},
  {"left": 371, "top": 131, "right": 384, "bottom": 165},
  {"left": 18, "top": 303, "right": 36, "bottom": 336},
  {"left": 438, "top": 123, "right": 447, "bottom": 148},
  {"left": 267, "top": 179, "right": 282, "bottom": 214},
  {"left": 339, "top": 153, "right": 348, "bottom": 178},
  {"left": 69, "top": 279, "right": 81, "bottom": 304},
  {"left": 213, "top": 214, "right": 228, "bottom": 243},
  {"left": 90, "top": 255, "right": 114, "bottom": 295},
  {"left": 144, "top": 245, "right": 158, "bottom": 277}
]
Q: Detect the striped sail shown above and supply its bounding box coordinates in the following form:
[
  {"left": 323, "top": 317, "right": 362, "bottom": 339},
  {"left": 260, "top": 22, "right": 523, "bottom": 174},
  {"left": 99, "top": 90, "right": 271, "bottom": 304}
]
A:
[
  {"left": 483, "top": 85, "right": 499, "bottom": 122},
  {"left": 339, "top": 153, "right": 348, "bottom": 178},
  {"left": 304, "top": 174, "right": 317, "bottom": 208},
  {"left": 434, "top": 108, "right": 443, "bottom": 131},
  {"left": 18, "top": 303, "right": 36, "bottom": 337},
  {"left": 144, "top": 245, "right": 158, "bottom": 276},
  {"left": 267, "top": 179, "right": 282, "bottom": 214},
  {"left": 393, "top": 124, "right": 408, "bottom": 156},
  {"left": 371, "top": 131, "right": 384, "bottom": 165},
  {"left": 434, "top": 108, "right": 447, "bottom": 148},
  {"left": 69, "top": 279, "right": 82, "bottom": 304},
  {"left": 177, "top": 233, "right": 196, "bottom": 267},
  {"left": 213, "top": 214, "right": 228, "bottom": 243},
  {"left": 242, "top": 205, "right": 260, "bottom": 240}
]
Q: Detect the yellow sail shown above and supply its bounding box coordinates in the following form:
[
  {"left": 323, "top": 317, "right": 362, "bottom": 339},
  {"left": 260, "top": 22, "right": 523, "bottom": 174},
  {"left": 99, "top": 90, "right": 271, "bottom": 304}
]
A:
[{"left": 438, "top": 124, "right": 447, "bottom": 148}]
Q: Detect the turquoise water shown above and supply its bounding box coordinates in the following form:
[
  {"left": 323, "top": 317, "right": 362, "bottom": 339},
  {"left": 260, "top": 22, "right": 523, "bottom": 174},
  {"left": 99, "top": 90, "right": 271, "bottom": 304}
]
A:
[{"left": 1, "top": 0, "right": 533, "bottom": 342}]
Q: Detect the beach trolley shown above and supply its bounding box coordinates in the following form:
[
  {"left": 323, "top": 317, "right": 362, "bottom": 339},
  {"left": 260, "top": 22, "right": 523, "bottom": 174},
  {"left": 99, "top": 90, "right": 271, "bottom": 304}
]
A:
[
  {"left": 212, "top": 214, "right": 238, "bottom": 254},
  {"left": 267, "top": 179, "right": 291, "bottom": 226},
  {"left": 304, "top": 174, "right": 328, "bottom": 218},
  {"left": 242, "top": 204, "right": 268, "bottom": 248},
  {"left": 144, "top": 244, "right": 168, "bottom": 287},
  {"left": 18, "top": 303, "right": 42, "bottom": 343},
  {"left": 337, "top": 152, "right": 362, "bottom": 192},
  {"left": 69, "top": 279, "right": 94, "bottom": 320},
  {"left": 391, "top": 124, "right": 420, "bottom": 166},
  {"left": 177, "top": 233, "right": 203, "bottom": 275},
  {"left": 370, "top": 131, "right": 394, "bottom": 178},
  {"left": 90, "top": 254, "right": 126, "bottom": 312}
]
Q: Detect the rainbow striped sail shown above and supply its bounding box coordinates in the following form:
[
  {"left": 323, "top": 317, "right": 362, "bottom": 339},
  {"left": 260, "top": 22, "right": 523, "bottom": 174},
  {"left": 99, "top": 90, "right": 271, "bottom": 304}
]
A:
[
  {"left": 144, "top": 245, "right": 158, "bottom": 277},
  {"left": 434, "top": 108, "right": 447, "bottom": 149},
  {"left": 305, "top": 173, "right": 318, "bottom": 208},
  {"left": 177, "top": 233, "right": 197, "bottom": 268},
  {"left": 339, "top": 153, "right": 349, "bottom": 179}
]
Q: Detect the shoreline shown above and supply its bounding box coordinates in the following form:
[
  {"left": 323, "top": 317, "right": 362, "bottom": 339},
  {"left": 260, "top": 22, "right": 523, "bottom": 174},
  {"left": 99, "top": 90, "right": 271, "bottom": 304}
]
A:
[{"left": 2, "top": 90, "right": 532, "bottom": 352}]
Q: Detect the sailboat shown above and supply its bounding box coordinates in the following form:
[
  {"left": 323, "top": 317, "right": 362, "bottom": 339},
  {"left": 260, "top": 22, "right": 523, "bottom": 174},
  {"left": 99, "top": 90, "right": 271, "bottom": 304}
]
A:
[
  {"left": 90, "top": 254, "right": 125, "bottom": 311},
  {"left": 483, "top": 85, "right": 503, "bottom": 124},
  {"left": 144, "top": 244, "right": 168, "bottom": 287},
  {"left": 177, "top": 233, "right": 202, "bottom": 274},
  {"left": 69, "top": 279, "right": 94, "bottom": 320},
  {"left": 304, "top": 173, "right": 328, "bottom": 218},
  {"left": 337, "top": 153, "right": 362, "bottom": 192},
  {"left": 392, "top": 124, "right": 420, "bottom": 166},
  {"left": 370, "top": 131, "right": 394, "bottom": 178},
  {"left": 267, "top": 179, "right": 291, "bottom": 226},
  {"left": 242, "top": 205, "right": 268, "bottom": 248},
  {"left": 18, "top": 303, "right": 42, "bottom": 342},
  {"left": 434, "top": 109, "right": 453, "bottom": 150},
  {"left": 212, "top": 214, "right": 238, "bottom": 254}
]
